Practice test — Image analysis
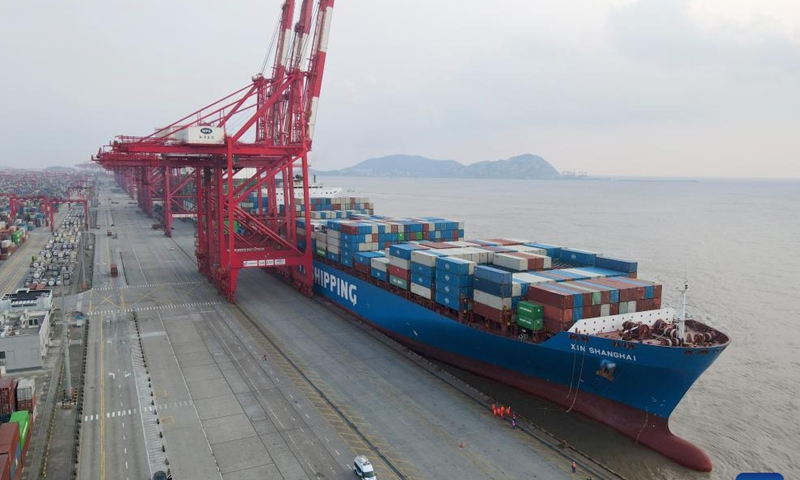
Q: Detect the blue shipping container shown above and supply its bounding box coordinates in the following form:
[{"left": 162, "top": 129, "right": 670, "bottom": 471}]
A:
[
  {"left": 474, "top": 265, "right": 513, "bottom": 285},
  {"left": 412, "top": 274, "right": 433, "bottom": 288},
  {"left": 411, "top": 263, "right": 435, "bottom": 277},
  {"left": 558, "top": 248, "right": 597, "bottom": 266},
  {"left": 437, "top": 283, "right": 473, "bottom": 298},
  {"left": 435, "top": 257, "right": 475, "bottom": 275},
  {"left": 435, "top": 270, "right": 474, "bottom": 287},
  {"left": 371, "top": 268, "right": 388, "bottom": 282},
  {"left": 474, "top": 277, "right": 513, "bottom": 297},
  {"left": 595, "top": 256, "right": 638, "bottom": 274}
]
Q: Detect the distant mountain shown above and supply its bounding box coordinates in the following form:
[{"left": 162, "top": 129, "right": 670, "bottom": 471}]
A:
[{"left": 315, "top": 154, "right": 560, "bottom": 179}]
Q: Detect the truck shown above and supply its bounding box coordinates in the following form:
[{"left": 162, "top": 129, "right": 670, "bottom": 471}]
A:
[
  {"left": 110, "top": 263, "right": 118, "bottom": 277},
  {"left": 353, "top": 456, "right": 376, "bottom": 479},
  {"left": 107, "top": 230, "right": 112, "bottom": 236}
]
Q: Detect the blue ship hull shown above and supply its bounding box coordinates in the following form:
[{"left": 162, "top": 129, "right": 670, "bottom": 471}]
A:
[{"left": 312, "top": 261, "right": 728, "bottom": 471}]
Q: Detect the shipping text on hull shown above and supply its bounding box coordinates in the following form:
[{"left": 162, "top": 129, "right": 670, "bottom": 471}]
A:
[{"left": 310, "top": 260, "right": 729, "bottom": 472}]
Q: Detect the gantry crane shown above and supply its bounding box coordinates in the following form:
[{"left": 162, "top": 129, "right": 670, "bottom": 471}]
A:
[{"left": 94, "top": 0, "right": 335, "bottom": 301}]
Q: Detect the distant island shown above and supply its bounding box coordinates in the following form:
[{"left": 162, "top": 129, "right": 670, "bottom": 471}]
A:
[{"left": 313, "top": 154, "right": 564, "bottom": 180}]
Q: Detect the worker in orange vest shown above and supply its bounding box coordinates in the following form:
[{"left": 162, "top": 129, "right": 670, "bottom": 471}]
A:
[{"left": 505, "top": 406, "right": 511, "bottom": 417}]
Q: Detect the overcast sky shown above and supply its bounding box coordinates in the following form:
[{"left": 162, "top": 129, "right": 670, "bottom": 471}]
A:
[{"left": 1, "top": 0, "right": 799, "bottom": 178}]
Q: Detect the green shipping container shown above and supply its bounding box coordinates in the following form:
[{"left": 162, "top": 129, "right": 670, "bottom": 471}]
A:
[
  {"left": 316, "top": 248, "right": 326, "bottom": 257},
  {"left": 389, "top": 275, "right": 408, "bottom": 290},
  {"left": 517, "top": 301, "right": 544, "bottom": 320},
  {"left": 10, "top": 411, "right": 29, "bottom": 444},
  {"left": 517, "top": 316, "right": 544, "bottom": 331},
  {"left": 398, "top": 233, "right": 405, "bottom": 241}
]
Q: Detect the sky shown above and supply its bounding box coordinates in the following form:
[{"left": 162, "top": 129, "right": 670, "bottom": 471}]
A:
[{"left": 1, "top": 0, "right": 799, "bottom": 178}]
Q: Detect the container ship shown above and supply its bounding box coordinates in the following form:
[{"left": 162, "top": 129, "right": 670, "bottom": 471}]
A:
[{"left": 289, "top": 196, "right": 729, "bottom": 472}]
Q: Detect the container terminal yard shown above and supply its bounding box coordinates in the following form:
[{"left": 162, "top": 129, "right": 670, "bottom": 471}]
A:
[{"left": 0, "top": 172, "right": 632, "bottom": 480}]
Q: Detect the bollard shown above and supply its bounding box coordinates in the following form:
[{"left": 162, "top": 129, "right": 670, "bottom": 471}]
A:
[
  {"left": 162, "top": 445, "right": 165, "bottom": 452},
  {"left": 159, "top": 431, "right": 163, "bottom": 438}
]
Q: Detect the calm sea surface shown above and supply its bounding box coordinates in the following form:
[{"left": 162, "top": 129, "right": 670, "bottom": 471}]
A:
[{"left": 319, "top": 175, "right": 799, "bottom": 480}]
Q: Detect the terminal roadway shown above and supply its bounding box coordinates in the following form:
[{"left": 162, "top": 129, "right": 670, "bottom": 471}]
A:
[{"left": 76, "top": 184, "right": 571, "bottom": 480}]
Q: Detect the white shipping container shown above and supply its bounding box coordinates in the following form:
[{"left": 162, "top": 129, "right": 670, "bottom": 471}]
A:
[
  {"left": 327, "top": 244, "right": 340, "bottom": 254},
  {"left": 16, "top": 378, "right": 35, "bottom": 400},
  {"left": 410, "top": 250, "right": 439, "bottom": 267},
  {"left": 601, "top": 304, "right": 611, "bottom": 317},
  {"left": 448, "top": 241, "right": 475, "bottom": 247},
  {"left": 503, "top": 238, "right": 533, "bottom": 245},
  {"left": 474, "top": 290, "right": 513, "bottom": 310},
  {"left": 472, "top": 247, "right": 496, "bottom": 263},
  {"left": 627, "top": 300, "right": 637, "bottom": 313},
  {"left": 463, "top": 247, "right": 490, "bottom": 264},
  {"left": 533, "top": 254, "right": 552, "bottom": 269},
  {"left": 511, "top": 281, "right": 523, "bottom": 297},
  {"left": 174, "top": 126, "right": 225, "bottom": 145},
  {"left": 327, "top": 230, "right": 340, "bottom": 239},
  {"left": 371, "top": 257, "right": 390, "bottom": 272},
  {"left": 410, "top": 283, "right": 433, "bottom": 300},
  {"left": 389, "top": 256, "right": 411, "bottom": 270},
  {"left": 327, "top": 237, "right": 340, "bottom": 247},
  {"left": 493, "top": 253, "right": 527, "bottom": 271},
  {"left": 505, "top": 245, "right": 547, "bottom": 256}
]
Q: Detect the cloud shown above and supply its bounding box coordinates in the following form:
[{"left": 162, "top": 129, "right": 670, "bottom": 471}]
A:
[{"left": 607, "top": 0, "right": 800, "bottom": 72}]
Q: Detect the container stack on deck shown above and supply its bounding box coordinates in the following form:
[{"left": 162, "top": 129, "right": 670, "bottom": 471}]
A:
[
  {"left": 0, "top": 375, "right": 35, "bottom": 480},
  {"left": 294, "top": 197, "right": 663, "bottom": 336}
]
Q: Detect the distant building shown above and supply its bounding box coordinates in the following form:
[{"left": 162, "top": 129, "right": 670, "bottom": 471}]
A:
[{"left": 0, "top": 289, "right": 54, "bottom": 372}]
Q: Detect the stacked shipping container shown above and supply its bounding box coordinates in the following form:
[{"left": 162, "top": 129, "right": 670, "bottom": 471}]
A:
[
  {"left": 295, "top": 201, "right": 662, "bottom": 336},
  {"left": 0, "top": 423, "right": 19, "bottom": 480}
]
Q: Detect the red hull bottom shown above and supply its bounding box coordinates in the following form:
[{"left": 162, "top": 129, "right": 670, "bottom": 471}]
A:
[{"left": 371, "top": 324, "right": 713, "bottom": 472}]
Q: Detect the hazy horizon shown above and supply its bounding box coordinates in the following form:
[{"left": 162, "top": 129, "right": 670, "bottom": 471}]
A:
[{"left": 2, "top": 0, "right": 799, "bottom": 178}]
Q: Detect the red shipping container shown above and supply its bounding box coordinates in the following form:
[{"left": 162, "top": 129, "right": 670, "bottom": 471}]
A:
[
  {"left": 544, "top": 317, "right": 572, "bottom": 334},
  {"left": 653, "top": 297, "right": 662, "bottom": 309},
  {"left": 0, "top": 453, "right": 9, "bottom": 480},
  {"left": 354, "top": 263, "right": 370, "bottom": 274},
  {"left": 386, "top": 265, "right": 409, "bottom": 281},
  {"left": 0, "top": 424, "right": 19, "bottom": 480},
  {"left": 542, "top": 304, "right": 573, "bottom": 322},
  {"left": 528, "top": 285, "right": 572, "bottom": 309},
  {"left": 610, "top": 303, "right": 620, "bottom": 316},
  {"left": 473, "top": 302, "right": 506, "bottom": 323},
  {"left": 420, "top": 242, "right": 455, "bottom": 249},
  {"left": 15, "top": 397, "right": 34, "bottom": 416},
  {"left": 505, "top": 252, "right": 545, "bottom": 270},
  {"left": 0, "top": 379, "right": 17, "bottom": 417}
]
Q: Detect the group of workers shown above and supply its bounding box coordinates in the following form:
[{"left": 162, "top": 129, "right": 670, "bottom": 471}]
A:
[
  {"left": 491, "top": 403, "right": 581, "bottom": 476},
  {"left": 491, "top": 404, "right": 517, "bottom": 429}
]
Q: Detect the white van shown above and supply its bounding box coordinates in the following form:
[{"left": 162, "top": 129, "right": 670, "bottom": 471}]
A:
[{"left": 353, "top": 455, "right": 376, "bottom": 478}]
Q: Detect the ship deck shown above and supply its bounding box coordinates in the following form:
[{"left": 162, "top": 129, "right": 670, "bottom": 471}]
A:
[{"left": 594, "top": 319, "right": 729, "bottom": 347}]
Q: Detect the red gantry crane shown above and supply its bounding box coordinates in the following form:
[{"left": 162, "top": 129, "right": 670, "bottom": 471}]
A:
[{"left": 94, "top": 0, "right": 335, "bottom": 301}]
